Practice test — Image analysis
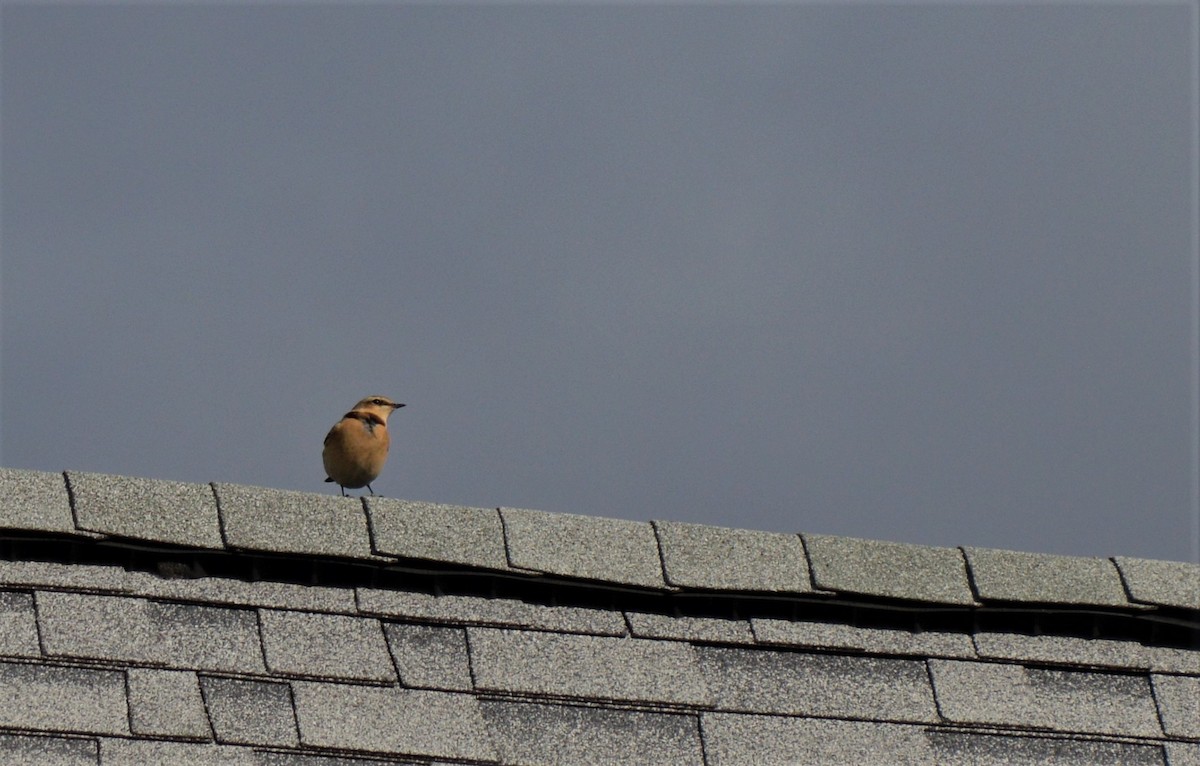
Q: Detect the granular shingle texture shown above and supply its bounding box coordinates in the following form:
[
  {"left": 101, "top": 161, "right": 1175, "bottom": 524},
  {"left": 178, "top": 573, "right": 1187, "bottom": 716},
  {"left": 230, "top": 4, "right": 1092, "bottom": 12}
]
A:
[
  {"left": 804, "top": 533, "right": 976, "bottom": 604},
  {"left": 0, "top": 467, "right": 1194, "bottom": 765},
  {"left": 654, "top": 520, "right": 813, "bottom": 592}
]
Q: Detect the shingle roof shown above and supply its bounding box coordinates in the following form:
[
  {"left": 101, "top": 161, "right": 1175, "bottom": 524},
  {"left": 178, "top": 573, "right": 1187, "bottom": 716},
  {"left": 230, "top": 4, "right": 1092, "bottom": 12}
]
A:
[{"left": 0, "top": 466, "right": 1196, "bottom": 765}]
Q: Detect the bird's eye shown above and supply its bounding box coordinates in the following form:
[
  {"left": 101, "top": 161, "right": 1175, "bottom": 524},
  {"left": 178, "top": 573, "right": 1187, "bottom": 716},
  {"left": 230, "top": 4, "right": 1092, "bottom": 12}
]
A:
[{"left": 373, "top": 399, "right": 385, "bottom": 405}]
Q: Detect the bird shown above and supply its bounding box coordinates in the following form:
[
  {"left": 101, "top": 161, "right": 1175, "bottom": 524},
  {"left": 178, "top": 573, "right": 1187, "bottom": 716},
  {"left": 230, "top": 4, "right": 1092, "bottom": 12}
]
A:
[{"left": 322, "top": 395, "right": 405, "bottom": 496}]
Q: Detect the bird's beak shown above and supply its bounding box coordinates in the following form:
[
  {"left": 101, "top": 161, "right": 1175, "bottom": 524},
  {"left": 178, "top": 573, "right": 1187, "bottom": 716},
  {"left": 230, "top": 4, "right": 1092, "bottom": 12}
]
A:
[{"left": 395, "top": 403, "right": 406, "bottom": 409}]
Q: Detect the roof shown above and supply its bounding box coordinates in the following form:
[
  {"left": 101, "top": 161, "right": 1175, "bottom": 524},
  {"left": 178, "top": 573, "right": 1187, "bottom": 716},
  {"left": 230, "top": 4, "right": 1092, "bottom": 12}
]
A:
[{"left": 0, "top": 466, "right": 1196, "bottom": 765}]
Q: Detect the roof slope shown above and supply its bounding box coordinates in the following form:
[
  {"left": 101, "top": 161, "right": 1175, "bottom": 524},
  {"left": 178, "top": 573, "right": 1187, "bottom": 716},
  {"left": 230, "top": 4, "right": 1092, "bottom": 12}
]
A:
[{"left": 0, "top": 467, "right": 1196, "bottom": 765}]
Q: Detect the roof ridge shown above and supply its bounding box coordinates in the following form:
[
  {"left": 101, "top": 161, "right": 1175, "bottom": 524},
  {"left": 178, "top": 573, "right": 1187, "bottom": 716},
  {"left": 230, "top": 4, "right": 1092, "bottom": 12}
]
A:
[{"left": 0, "top": 468, "right": 1196, "bottom": 622}]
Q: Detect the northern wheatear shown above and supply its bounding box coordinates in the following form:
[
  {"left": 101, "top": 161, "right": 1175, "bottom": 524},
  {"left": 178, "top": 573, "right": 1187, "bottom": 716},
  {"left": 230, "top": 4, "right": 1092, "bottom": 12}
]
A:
[{"left": 322, "top": 396, "right": 405, "bottom": 496}]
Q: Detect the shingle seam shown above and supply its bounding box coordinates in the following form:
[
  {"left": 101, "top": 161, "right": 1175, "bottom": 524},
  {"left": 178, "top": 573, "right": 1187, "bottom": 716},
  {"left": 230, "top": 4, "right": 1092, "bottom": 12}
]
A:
[
  {"left": 959, "top": 545, "right": 985, "bottom": 603},
  {"left": 362, "top": 497, "right": 384, "bottom": 558},
  {"left": 463, "top": 626, "right": 482, "bottom": 693},
  {"left": 696, "top": 710, "right": 716, "bottom": 766},
  {"left": 209, "top": 482, "right": 231, "bottom": 550},
  {"left": 649, "top": 520, "right": 673, "bottom": 587},
  {"left": 188, "top": 673, "right": 220, "bottom": 743},
  {"left": 250, "top": 608, "right": 271, "bottom": 681},
  {"left": 30, "top": 591, "right": 49, "bottom": 658},
  {"left": 496, "top": 507, "right": 520, "bottom": 572},
  {"left": 61, "top": 472, "right": 84, "bottom": 536},
  {"left": 924, "top": 658, "right": 950, "bottom": 724}
]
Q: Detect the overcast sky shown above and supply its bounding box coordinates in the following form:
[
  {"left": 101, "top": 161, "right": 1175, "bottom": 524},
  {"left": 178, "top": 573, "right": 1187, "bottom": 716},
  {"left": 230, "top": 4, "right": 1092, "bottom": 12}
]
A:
[{"left": 2, "top": 3, "right": 1196, "bottom": 563}]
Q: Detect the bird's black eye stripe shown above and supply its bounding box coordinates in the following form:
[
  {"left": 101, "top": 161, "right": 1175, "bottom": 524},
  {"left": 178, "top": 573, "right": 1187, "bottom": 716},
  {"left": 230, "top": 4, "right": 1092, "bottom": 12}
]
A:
[{"left": 373, "top": 399, "right": 386, "bottom": 405}]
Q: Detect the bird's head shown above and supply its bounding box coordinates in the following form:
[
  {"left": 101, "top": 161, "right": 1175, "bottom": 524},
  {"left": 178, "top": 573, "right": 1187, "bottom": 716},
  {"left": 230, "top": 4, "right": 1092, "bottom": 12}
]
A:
[{"left": 351, "top": 395, "right": 406, "bottom": 422}]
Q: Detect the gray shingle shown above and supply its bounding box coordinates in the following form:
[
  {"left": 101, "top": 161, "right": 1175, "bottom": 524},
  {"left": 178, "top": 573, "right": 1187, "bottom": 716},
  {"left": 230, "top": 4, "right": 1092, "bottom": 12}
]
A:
[
  {"left": 973, "top": 631, "right": 1150, "bottom": 670},
  {"left": 698, "top": 646, "right": 938, "bottom": 722},
  {"left": 482, "top": 700, "right": 705, "bottom": 766},
  {"left": 0, "top": 467, "right": 78, "bottom": 535},
  {"left": 98, "top": 739, "right": 256, "bottom": 765},
  {"left": 356, "top": 588, "right": 627, "bottom": 636},
  {"left": 702, "top": 713, "right": 934, "bottom": 765},
  {"left": 0, "top": 558, "right": 132, "bottom": 593},
  {"left": 255, "top": 755, "right": 427, "bottom": 766},
  {"left": 803, "top": 534, "right": 976, "bottom": 605},
  {"left": 259, "top": 609, "right": 395, "bottom": 682},
  {"left": 0, "top": 590, "right": 41, "bottom": 657},
  {"left": 1146, "top": 645, "right": 1200, "bottom": 675},
  {"left": 291, "top": 682, "right": 497, "bottom": 762},
  {"left": 67, "top": 471, "right": 224, "bottom": 548},
  {"left": 37, "top": 591, "right": 266, "bottom": 674},
  {"left": 926, "top": 730, "right": 1168, "bottom": 766},
  {"left": 0, "top": 660, "right": 128, "bottom": 735},
  {"left": 199, "top": 676, "right": 298, "bottom": 747},
  {"left": 132, "top": 573, "right": 357, "bottom": 614},
  {"left": 929, "top": 659, "right": 1162, "bottom": 737},
  {"left": 751, "top": 618, "right": 975, "bottom": 658},
  {"left": 1115, "top": 556, "right": 1200, "bottom": 610},
  {"left": 654, "top": 520, "right": 813, "bottom": 593},
  {"left": 214, "top": 483, "right": 379, "bottom": 560},
  {"left": 625, "top": 611, "right": 755, "bottom": 644},
  {"left": 1168, "top": 742, "right": 1200, "bottom": 766},
  {"left": 126, "top": 668, "right": 211, "bottom": 739},
  {"left": 0, "top": 734, "right": 98, "bottom": 766},
  {"left": 383, "top": 622, "right": 473, "bottom": 691},
  {"left": 367, "top": 498, "right": 509, "bottom": 570},
  {"left": 962, "top": 547, "right": 1131, "bottom": 606},
  {"left": 1151, "top": 673, "right": 1200, "bottom": 738},
  {"left": 501, "top": 507, "right": 666, "bottom": 589},
  {"left": 468, "top": 627, "right": 710, "bottom": 706}
]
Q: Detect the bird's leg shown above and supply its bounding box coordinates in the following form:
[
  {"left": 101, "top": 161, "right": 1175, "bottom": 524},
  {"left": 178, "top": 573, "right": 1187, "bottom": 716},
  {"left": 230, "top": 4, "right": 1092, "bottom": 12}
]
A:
[
  {"left": 340, "top": 486, "right": 347, "bottom": 497},
  {"left": 367, "top": 484, "right": 375, "bottom": 496}
]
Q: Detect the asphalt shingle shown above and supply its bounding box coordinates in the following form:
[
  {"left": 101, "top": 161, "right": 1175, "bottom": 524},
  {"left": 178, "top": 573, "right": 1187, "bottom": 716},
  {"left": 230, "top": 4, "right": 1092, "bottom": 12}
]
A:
[
  {"left": 469, "top": 627, "right": 710, "bottom": 707},
  {"left": 1115, "top": 556, "right": 1200, "bottom": 611},
  {"left": 482, "top": 700, "right": 705, "bottom": 766},
  {"left": 258, "top": 609, "right": 395, "bottom": 682},
  {"left": 962, "top": 547, "right": 1131, "bottom": 607},
  {"left": 126, "top": 668, "right": 211, "bottom": 740},
  {"left": 1151, "top": 673, "right": 1200, "bottom": 738},
  {"left": 501, "top": 507, "right": 666, "bottom": 589},
  {"left": 751, "top": 618, "right": 975, "bottom": 658},
  {"left": 0, "top": 470, "right": 1196, "bottom": 765},
  {"left": 255, "top": 755, "right": 428, "bottom": 766},
  {"left": 625, "top": 611, "right": 756, "bottom": 644},
  {"left": 0, "top": 660, "right": 128, "bottom": 736},
  {"left": 0, "top": 558, "right": 132, "bottom": 593},
  {"left": 199, "top": 676, "right": 299, "bottom": 747},
  {"left": 0, "top": 468, "right": 78, "bottom": 535},
  {"left": 928, "top": 659, "right": 1162, "bottom": 737},
  {"left": 68, "top": 471, "right": 224, "bottom": 549},
  {"left": 98, "top": 739, "right": 256, "bottom": 766},
  {"left": 702, "top": 713, "right": 933, "bottom": 766},
  {"left": 367, "top": 498, "right": 509, "bottom": 570},
  {"left": 291, "top": 682, "right": 497, "bottom": 762},
  {"left": 925, "top": 730, "right": 1168, "bottom": 766},
  {"left": 1168, "top": 742, "right": 1200, "bottom": 766},
  {"left": 654, "top": 520, "right": 812, "bottom": 593},
  {"left": 0, "top": 733, "right": 98, "bottom": 766},
  {"left": 36, "top": 591, "right": 266, "bottom": 674},
  {"left": 356, "top": 588, "right": 627, "bottom": 636},
  {"left": 214, "top": 483, "right": 377, "bottom": 560},
  {"left": 132, "top": 574, "right": 357, "bottom": 615},
  {"left": 972, "top": 631, "right": 1150, "bottom": 670},
  {"left": 383, "top": 622, "right": 473, "bottom": 691},
  {"left": 803, "top": 534, "right": 976, "bottom": 605},
  {"left": 0, "top": 589, "right": 40, "bottom": 657},
  {"left": 697, "top": 646, "right": 939, "bottom": 722}
]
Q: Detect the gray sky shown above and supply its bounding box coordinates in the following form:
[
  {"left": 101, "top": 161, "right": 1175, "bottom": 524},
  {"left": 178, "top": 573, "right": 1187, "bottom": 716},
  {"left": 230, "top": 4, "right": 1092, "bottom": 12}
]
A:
[{"left": 2, "top": 3, "right": 1196, "bottom": 563}]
